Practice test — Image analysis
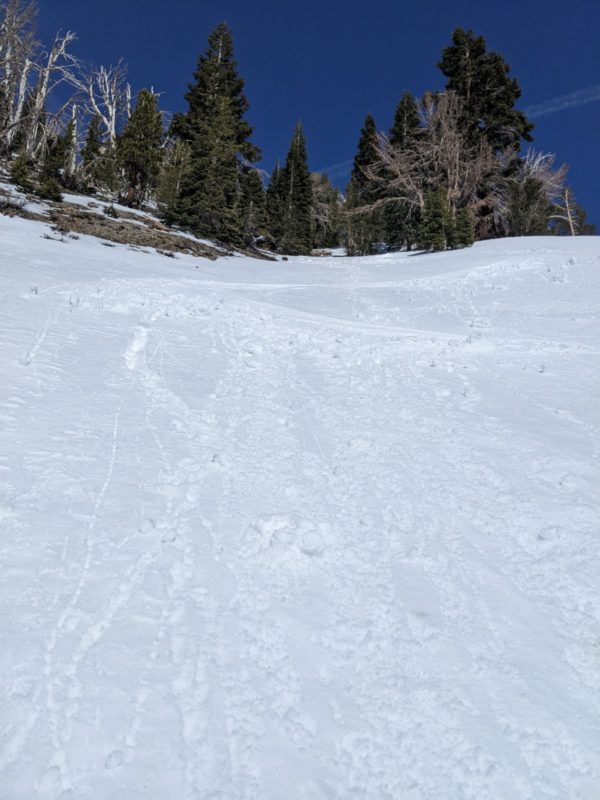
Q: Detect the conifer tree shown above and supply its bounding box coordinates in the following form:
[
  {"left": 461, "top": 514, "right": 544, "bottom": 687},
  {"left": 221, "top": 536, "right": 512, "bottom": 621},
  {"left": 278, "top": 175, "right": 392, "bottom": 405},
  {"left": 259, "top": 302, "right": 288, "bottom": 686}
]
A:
[
  {"left": 438, "top": 28, "right": 534, "bottom": 152},
  {"left": 117, "top": 89, "right": 163, "bottom": 207},
  {"left": 156, "top": 139, "right": 191, "bottom": 217},
  {"left": 0, "top": 86, "right": 8, "bottom": 150},
  {"left": 389, "top": 91, "right": 421, "bottom": 149},
  {"left": 279, "top": 122, "right": 313, "bottom": 255},
  {"left": 454, "top": 207, "right": 475, "bottom": 247},
  {"left": 385, "top": 91, "right": 421, "bottom": 249},
  {"left": 238, "top": 165, "right": 268, "bottom": 242},
  {"left": 266, "top": 161, "right": 285, "bottom": 246},
  {"left": 506, "top": 176, "right": 549, "bottom": 236},
  {"left": 10, "top": 152, "right": 32, "bottom": 191},
  {"left": 10, "top": 92, "right": 35, "bottom": 156},
  {"left": 81, "top": 114, "right": 103, "bottom": 188},
  {"left": 419, "top": 187, "right": 455, "bottom": 251},
  {"left": 311, "top": 172, "right": 342, "bottom": 249},
  {"left": 36, "top": 135, "right": 66, "bottom": 201},
  {"left": 169, "top": 23, "right": 260, "bottom": 243},
  {"left": 345, "top": 113, "right": 381, "bottom": 255}
]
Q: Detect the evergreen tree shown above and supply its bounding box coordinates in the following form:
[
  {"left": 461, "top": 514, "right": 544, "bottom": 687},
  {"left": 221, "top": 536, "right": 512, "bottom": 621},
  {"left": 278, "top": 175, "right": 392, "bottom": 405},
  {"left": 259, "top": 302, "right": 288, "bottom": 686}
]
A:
[
  {"left": 10, "top": 92, "right": 35, "bottom": 156},
  {"left": 36, "top": 135, "right": 67, "bottom": 201},
  {"left": 10, "top": 153, "right": 33, "bottom": 191},
  {"left": 156, "top": 139, "right": 191, "bottom": 217},
  {"left": 62, "top": 117, "right": 77, "bottom": 189},
  {"left": 0, "top": 86, "right": 8, "bottom": 150},
  {"left": 389, "top": 91, "right": 421, "bottom": 149},
  {"left": 385, "top": 91, "right": 421, "bottom": 249},
  {"left": 266, "top": 161, "right": 285, "bottom": 246},
  {"left": 238, "top": 165, "right": 268, "bottom": 242},
  {"left": 454, "top": 207, "right": 475, "bottom": 247},
  {"left": 175, "top": 94, "right": 240, "bottom": 241},
  {"left": 506, "top": 176, "right": 549, "bottom": 235},
  {"left": 279, "top": 122, "right": 313, "bottom": 255},
  {"left": 438, "top": 28, "right": 534, "bottom": 152},
  {"left": 169, "top": 23, "right": 260, "bottom": 243},
  {"left": 419, "top": 187, "right": 455, "bottom": 251},
  {"left": 311, "top": 172, "right": 342, "bottom": 249},
  {"left": 81, "top": 115, "right": 103, "bottom": 189},
  {"left": 172, "top": 22, "right": 259, "bottom": 162},
  {"left": 117, "top": 89, "right": 163, "bottom": 207},
  {"left": 345, "top": 113, "right": 381, "bottom": 255}
]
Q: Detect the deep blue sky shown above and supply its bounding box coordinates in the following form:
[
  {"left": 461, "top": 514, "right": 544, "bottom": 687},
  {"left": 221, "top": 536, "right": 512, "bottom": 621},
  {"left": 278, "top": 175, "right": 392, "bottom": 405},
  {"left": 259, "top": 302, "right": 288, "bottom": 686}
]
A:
[{"left": 38, "top": 0, "right": 600, "bottom": 226}]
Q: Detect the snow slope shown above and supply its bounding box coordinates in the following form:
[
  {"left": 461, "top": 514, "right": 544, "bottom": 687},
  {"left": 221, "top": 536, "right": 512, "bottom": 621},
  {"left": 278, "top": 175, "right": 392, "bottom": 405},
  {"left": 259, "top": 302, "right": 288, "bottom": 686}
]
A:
[{"left": 1, "top": 213, "right": 599, "bottom": 800}]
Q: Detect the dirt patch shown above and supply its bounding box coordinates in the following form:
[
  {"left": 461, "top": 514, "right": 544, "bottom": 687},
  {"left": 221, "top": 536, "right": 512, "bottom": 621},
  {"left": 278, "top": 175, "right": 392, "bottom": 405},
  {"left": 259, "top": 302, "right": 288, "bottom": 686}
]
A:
[
  {"left": 47, "top": 206, "right": 225, "bottom": 260},
  {"left": 1, "top": 188, "right": 274, "bottom": 261}
]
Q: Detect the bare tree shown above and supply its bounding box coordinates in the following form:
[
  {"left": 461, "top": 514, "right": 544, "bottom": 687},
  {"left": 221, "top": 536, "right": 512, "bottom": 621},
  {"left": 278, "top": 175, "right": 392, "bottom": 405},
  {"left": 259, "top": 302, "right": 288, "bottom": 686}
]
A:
[
  {"left": 518, "top": 149, "right": 567, "bottom": 204},
  {"left": 360, "top": 92, "right": 497, "bottom": 220},
  {"left": 420, "top": 92, "right": 497, "bottom": 214},
  {"left": 84, "top": 60, "right": 129, "bottom": 144},
  {"left": 24, "top": 29, "right": 81, "bottom": 158},
  {"left": 497, "top": 149, "right": 567, "bottom": 236},
  {"left": 549, "top": 187, "right": 579, "bottom": 236},
  {"left": 0, "top": 0, "right": 37, "bottom": 149}
]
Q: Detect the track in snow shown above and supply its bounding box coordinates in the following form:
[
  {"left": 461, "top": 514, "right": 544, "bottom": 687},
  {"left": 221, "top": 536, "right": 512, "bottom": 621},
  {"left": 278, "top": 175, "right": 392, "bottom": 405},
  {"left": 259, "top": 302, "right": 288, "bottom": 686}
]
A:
[{"left": 1, "top": 215, "right": 600, "bottom": 799}]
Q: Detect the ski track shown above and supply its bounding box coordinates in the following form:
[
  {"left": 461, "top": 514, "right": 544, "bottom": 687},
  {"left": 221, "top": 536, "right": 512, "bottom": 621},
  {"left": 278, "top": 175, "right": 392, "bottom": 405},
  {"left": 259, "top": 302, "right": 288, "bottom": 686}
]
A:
[{"left": 0, "top": 217, "right": 599, "bottom": 799}]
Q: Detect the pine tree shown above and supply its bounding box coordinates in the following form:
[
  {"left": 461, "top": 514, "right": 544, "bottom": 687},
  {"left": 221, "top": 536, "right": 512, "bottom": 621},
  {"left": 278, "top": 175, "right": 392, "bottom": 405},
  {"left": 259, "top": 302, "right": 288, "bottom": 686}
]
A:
[
  {"left": 10, "top": 92, "right": 36, "bottom": 156},
  {"left": 279, "top": 122, "right": 313, "bottom": 255},
  {"left": 238, "top": 165, "right": 268, "bottom": 242},
  {"left": 454, "top": 207, "right": 475, "bottom": 247},
  {"left": 385, "top": 91, "right": 421, "bottom": 250},
  {"left": 419, "top": 187, "right": 455, "bottom": 251},
  {"left": 438, "top": 28, "right": 534, "bottom": 152},
  {"left": 176, "top": 94, "right": 240, "bottom": 241},
  {"left": 266, "top": 161, "right": 285, "bottom": 246},
  {"left": 0, "top": 85, "right": 8, "bottom": 150},
  {"left": 156, "top": 139, "right": 191, "bottom": 218},
  {"left": 117, "top": 89, "right": 163, "bottom": 207},
  {"left": 311, "top": 172, "right": 342, "bottom": 249},
  {"left": 36, "top": 135, "right": 67, "bottom": 201},
  {"left": 345, "top": 113, "right": 381, "bottom": 255},
  {"left": 169, "top": 23, "right": 260, "bottom": 243},
  {"left": 506, "top": 176, "right": 549, "bottom": 236},
  {"left": 389, "top": 91, "right": 421, "bottom": 149},
  {"left": 10, "top": 153, "right": 33, "bottom": 191},
  {"left": 81, "top": 115, "right": 102, "bottom": 189},
  {"left": 172, "top": 22, "right": 259, "bottom": 162},
  {"left": 81, "top": 115, "right": 119, "bottom": 194}
]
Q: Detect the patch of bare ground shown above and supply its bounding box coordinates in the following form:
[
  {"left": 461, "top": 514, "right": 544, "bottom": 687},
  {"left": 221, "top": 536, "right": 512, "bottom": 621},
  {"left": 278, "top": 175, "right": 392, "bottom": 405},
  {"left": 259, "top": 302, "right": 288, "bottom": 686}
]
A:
[{"left": 1, "top": 188, "right": 275, "bottom": 261}]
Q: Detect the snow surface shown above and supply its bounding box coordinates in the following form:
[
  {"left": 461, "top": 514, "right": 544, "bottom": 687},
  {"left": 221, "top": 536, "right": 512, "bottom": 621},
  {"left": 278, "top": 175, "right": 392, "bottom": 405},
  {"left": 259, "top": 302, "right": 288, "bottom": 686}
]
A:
[{"left": 1, "top": 213, "right": 599, "bottom": 800}]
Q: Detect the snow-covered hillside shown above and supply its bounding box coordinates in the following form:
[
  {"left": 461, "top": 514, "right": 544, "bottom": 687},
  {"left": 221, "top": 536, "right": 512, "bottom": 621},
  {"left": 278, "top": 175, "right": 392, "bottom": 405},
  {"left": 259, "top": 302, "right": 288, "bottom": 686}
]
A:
[{"left": 1, "top": 212, "right": 599, "bottom": 800}]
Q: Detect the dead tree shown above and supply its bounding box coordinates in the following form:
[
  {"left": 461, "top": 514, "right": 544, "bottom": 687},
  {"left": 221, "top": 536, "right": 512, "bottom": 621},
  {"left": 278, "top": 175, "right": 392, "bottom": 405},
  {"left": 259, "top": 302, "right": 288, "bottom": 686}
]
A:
[
  {"left": 24, "top": 30, "right": 81, "bottom": 159},
  {"left": 84, "top": 60, "right": 129, "bottom": 144},
  {"left": 550, "top": 187, "right": 577, "bottom": 236},
  {"left": 0, "top": 0, "right": 37, "bottom": 149},
  {"left": 361, "top": 92, "right": 497, "bottom": 223},
  {"left": 519, "top": 150, "right": 567, "bottom": 204}
]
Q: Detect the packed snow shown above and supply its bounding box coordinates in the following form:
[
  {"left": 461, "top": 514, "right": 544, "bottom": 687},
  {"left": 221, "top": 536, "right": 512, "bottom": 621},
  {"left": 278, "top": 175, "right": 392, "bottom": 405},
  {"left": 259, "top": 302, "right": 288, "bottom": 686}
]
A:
[{"left": 1, "top": 212, "right": 599, "bottom": 800}]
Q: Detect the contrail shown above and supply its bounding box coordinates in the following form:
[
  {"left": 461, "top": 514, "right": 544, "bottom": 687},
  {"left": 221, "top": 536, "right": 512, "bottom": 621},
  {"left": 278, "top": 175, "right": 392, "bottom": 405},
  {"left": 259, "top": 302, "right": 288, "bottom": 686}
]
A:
[
  {"left": 315, "top": 159, "right": 353, "bottom": 180},
  {"left": 317, "top": 84, "right": 600, "bottom": 179},
  {"left": 525, "top": 84, "right": 600, "bottom": 119}
]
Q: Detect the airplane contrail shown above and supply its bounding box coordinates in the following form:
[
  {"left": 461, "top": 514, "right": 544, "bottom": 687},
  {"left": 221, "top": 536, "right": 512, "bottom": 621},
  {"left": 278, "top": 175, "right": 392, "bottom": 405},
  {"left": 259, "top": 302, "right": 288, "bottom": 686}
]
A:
[
  {"left": 316, "top": 84, "right": 600, "bottom": 179},
  {"left": 525, "top": 84, "right": 600, "bottom": 119},
  {"left": 316, "top": 159, "right": 354, "bottom": 179}
]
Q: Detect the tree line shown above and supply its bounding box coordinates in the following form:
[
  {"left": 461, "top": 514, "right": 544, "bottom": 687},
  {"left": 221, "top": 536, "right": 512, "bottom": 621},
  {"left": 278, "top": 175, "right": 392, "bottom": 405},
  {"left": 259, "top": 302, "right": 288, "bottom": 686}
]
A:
[{"left": 0, "top": 0, "right": 595, "bottom": 254}]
